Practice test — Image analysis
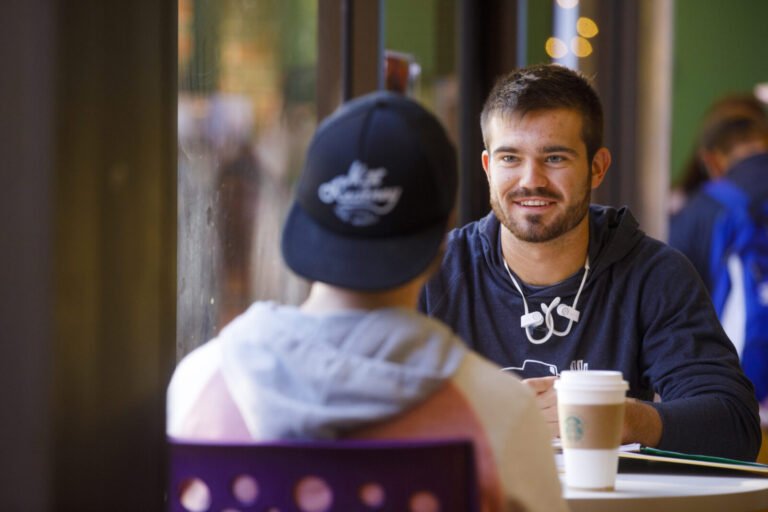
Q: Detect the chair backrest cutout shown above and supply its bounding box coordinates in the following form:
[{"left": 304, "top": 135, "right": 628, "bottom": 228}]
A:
[{"left": 168, "top": 438, "right": 479, "bottom": 512}]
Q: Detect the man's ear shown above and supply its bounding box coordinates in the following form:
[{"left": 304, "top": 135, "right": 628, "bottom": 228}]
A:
[
  {"left": 482, "top": 149, "right": 491, "bottom": 178},
  {"left": 590, "top": 147, "right": 611, "bottom": 189}
]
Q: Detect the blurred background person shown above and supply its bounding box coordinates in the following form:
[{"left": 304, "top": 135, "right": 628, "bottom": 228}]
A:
[
  {"left": 668, "top": 93, "right": 768, "bottom": 425},
  {"left": 668, "top": 94, "right": 768, "bottom": 216},
  {"left": 669, "top": 93, "right": 768, "bottom": 291}
]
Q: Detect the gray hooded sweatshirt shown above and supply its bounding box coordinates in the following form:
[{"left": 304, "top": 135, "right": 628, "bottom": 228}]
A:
[{"left": 170, "top": 301, "right": 466, "bottom": 439}]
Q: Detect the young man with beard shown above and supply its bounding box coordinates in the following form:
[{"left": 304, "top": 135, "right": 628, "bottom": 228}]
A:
[{"left": 419, "top": 64, "right": 761, "bottom": 461}]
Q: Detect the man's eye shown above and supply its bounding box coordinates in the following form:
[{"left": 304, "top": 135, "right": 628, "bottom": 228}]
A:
[
  {"left": 546, "top": 155, "right": 566, "bottom": 163},
  {"left": 500, "top": 155, "right": 518, "bottom": 163}
]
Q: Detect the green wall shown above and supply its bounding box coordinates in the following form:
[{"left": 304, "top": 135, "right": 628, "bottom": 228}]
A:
[
  {"left": 526, "top": 0, "right": 553, "bottom": 66},
  {"left": 384, "top": 0, "right": 553, "bottom": 76},
  {"left": 384, "top": 0, "right": 450, "bottom": 79},
  {"left": 671, "top": 0, "right": 768, "bottom": 183}
]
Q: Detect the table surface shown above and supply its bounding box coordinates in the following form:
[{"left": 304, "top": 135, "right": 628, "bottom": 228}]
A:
[{"left": 561, "top": 464, "right": 768, "bottom": 512}]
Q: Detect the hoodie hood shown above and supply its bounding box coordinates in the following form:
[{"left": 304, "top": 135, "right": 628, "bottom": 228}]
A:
[
  {"left": 218, "top": 302, "right": 466, "bottom": 440},
  {"left": 478, "top": 205, "right": 645, "bottom": 298},
  {"left": 586, "top": 205, "right": 645, "bottom": 276}
]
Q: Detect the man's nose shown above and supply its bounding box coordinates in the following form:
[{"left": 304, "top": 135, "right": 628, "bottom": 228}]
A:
[{"left": 518, "top": 160, "right": 548, "bottom": 189}]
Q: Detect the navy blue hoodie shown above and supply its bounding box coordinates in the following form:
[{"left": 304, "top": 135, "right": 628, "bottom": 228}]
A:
[{"left": 420, "top": 205, "right": 760, "bottom": 461}]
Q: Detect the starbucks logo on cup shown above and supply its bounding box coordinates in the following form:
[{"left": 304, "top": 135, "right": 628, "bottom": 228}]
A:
[{"left": 564, "top": 415, "right": 584, "bottom": 442}]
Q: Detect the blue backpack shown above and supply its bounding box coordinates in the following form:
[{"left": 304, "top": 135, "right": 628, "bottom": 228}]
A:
[{"left": 706, "top": 179, "right": 768, "bottom": 402}]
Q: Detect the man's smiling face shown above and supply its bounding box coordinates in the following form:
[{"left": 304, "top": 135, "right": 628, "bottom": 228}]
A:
[{"left": 482, "top": 108, "right": 603, "bottom": 243}]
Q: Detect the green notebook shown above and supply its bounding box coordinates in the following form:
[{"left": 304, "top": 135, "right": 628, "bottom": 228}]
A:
[{"left": 619, "top": 445, "right": 768, "bottom": 475}]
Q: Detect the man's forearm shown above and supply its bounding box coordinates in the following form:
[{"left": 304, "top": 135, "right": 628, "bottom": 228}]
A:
[{"left": 622, "top": 398, "right": 662, "bottom": 447}]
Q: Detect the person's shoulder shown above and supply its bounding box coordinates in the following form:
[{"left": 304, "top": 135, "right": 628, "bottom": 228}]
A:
[
  {"left": 167, "top": 338, "right": 224, "bottom": 434},
  {"left": 173, "top": 338, "right": 224, "bottom": 381},
  {"left": 449, "top": 352, "right": 543, "bottom": 438},
  {"left": 425, "top": 213, "right": 498, "bottom": 296},
  {"left": 627, "top": 222, "right": 698, "bottom": 265},
  {"left": 378, "top": 307, "right": 459, "bottom": 337},
  {"left": 676, "top": 185, "right": 725, "bottom": 215},
  {"left": 169, "top": 301, "right": 280, "bottom": 401},
  {"left": 589, "top": 206, "right": 700, "bottom": 281},
  {"left": 451, "top": 352, "right": 567, "bottom": 508},
  {"left": 444, "top": 212, "right": 498, "bottom": 262},
  {"left": 448, "top": 212, "right": 494, "bottom": 243},
  {"left": 627, "top": 232, "right": 710, "bottom": 293},
  {"left": 726, "top": 157, "right": 768, "bottom": 201},
  {"left": 452, "top": 351, "right": 535, "bottom": 410},
  {"left": 670, "top": 187, "right": 726, "bottom": 239}
]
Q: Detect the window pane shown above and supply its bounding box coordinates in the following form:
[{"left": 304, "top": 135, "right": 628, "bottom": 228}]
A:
[
  {"left": 384, "top": 0, "right": 458, "bottom": 145},
  {"left": 177, "top": 0, "right": 316, "bottom": 357}
]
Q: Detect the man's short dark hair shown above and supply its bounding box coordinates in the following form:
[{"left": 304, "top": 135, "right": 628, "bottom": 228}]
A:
[{"left": 480, "top": 64, "right": 604, "bottom": 164}]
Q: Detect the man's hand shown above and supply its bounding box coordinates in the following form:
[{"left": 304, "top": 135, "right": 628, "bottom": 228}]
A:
[
  {"left": 522, "top": 376, "right": 560, "bottom": 438},
  {"left": 522, "top": 377, "right": 664, "bottom": 446}
]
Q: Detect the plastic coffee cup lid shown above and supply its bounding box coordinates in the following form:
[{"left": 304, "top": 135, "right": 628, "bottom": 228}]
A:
[{"left": 554, "top": 370, "right": 628, "bottom": 390}]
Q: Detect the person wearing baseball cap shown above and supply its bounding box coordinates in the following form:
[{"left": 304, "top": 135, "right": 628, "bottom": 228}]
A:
[{"left": 167, "top": 91, "right": 566, "bottom": 512}]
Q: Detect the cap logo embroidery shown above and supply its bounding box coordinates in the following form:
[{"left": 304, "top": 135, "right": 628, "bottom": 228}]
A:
[{"left": 318, "top": 160, "right": 403, "bottom": 226}]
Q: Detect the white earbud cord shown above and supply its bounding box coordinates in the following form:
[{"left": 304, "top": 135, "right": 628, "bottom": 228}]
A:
[{"left": 503, "top": 257, "right": 590, "bottom": 345}]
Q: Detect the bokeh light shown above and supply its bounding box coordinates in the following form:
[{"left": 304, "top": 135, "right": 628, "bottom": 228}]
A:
[
  {"left": 545, "top": 37, "right": 569, "bottom": 59},
  {"left": 556, "top": 0, "right": 579, "bottom": 8},
  {"left": 577, "top": 17, "right": 599, "bottom": 38},
  {"left": 571, "top": 36, "right": 593, "bottom": 58},
  {"left": 755, "top": 83, "right": 768, "bottom": 105}
]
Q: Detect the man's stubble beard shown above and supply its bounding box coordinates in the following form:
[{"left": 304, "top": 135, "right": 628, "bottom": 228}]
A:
[{"left": 490, "top": 177, "right": 592, "bottom": 243}]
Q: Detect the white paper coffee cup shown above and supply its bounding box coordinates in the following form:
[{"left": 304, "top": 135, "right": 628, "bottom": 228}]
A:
[{"left": 554, "top": 370, "right": 628, "bottom": 490}]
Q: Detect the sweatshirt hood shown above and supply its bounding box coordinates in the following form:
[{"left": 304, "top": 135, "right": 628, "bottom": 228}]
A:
[
  {"left": 586, "top": 205, "right": 645, "bottom": 277},
  {"left": 218, "top": 302, "right": 466, "bottom": 440},
  {"left": 478, "top": 205, "right": 645, "bottom": 295}
]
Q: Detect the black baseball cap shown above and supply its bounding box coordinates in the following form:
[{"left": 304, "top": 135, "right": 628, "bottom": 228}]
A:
[{"left": 281, "top": 91, "right": 458, "bottom": 291}]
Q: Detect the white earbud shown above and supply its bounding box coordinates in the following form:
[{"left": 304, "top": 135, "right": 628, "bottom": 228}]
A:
[
  {"left": 557, "top": 304, "right": 581, "bottom": 322},
  {"left": 504, "top": 257, "right": 590, "bottom": 345},
  {"left": 520, "top": 311, "right": 544, "bottom": 328}
]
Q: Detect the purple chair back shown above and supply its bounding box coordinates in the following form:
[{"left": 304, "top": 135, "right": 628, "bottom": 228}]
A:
[{"left": 168, "top": 438, "right": 480, "bottom": 512}]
